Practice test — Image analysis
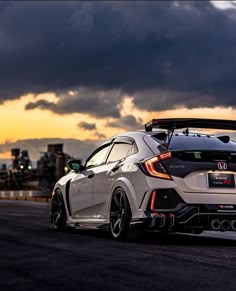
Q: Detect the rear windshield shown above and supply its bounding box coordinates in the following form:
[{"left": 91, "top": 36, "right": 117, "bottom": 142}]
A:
[{"left": 168, "top": 135, "right": 236, "bottom": 151}]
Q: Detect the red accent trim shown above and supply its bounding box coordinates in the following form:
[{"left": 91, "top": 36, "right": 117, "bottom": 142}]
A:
[
  {"left": 150, "top": 191, "right": 157, "bottom": 210},
  {"left": 152, "top": 119, "right": 159, "bottom": 124},
  {"left": 152, "top": 212, "right": 160, "bottom": 217}
]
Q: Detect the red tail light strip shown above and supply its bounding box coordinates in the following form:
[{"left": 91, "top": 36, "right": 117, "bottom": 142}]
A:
[
  {"left": 150, "top": 191, "right": 157, "bottom": 210},
  {"left": 159, "top": 152, "right": 172, "bottom": 160}
]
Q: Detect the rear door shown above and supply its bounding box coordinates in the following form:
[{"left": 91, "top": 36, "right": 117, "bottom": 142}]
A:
[{"left": 92, "top": 138, "right": 136, "bottom": 219}]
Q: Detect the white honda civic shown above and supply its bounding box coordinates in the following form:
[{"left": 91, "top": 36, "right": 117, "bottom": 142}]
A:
[{"left": 50, "top": 118, "right": 236, "bottom": 240}]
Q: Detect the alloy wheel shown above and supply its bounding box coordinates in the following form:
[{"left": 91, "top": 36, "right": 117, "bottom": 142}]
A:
[
  {"left": 51, "top": 191, "right": 66, "bottom": 230},
  {"left": 110, "top": 189, "right": 130, "bottom": 238}
]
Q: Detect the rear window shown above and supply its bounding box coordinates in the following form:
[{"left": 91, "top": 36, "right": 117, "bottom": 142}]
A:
[
  {"left": 168, "top": 135, "right": 236, "bottom": 151},
  {"left": 172, "top": 151, "right": 236, "bottom": 163}
]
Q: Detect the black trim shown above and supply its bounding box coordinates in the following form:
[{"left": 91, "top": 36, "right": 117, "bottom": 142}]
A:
[
  {"left": 145, "top": 118, "right": 236, "bottom": 131},
  {"left": 65, "top": 179, "right": 72, "bottom": 216},
  {"left": 139, "top": 191, "right": 148, "bottom": 209},
  {"left": 113, "top": 136, "right": 134, "bottom": 144},
  {"left": 146, "top": 203, "right": 236, "bottom": 232},
  {"left": 148, "top": 188, "right": 184, "bottom": 211}
]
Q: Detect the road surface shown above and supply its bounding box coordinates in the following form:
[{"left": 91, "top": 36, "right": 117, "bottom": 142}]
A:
[{"left": 0, "top": 200, "right": 236, "bottom": 291}]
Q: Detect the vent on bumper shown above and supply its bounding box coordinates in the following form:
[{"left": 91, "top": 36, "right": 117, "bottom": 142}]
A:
[{"left": 149, "top": 189, "right": 183, "bottom": 210}]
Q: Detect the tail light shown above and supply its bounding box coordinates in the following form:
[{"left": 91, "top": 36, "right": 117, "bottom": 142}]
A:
[{"left": 143, "top": 152, "right": 172, "bottom": 180}]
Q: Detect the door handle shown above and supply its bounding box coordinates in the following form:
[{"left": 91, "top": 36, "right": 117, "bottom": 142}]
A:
[{"left": 87, "top": 172, "right": 95, "bottom": 179}]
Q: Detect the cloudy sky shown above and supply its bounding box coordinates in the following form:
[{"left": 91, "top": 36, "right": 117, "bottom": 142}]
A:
[{"left": 1, "top": 0, "right": 236, "bottom": 161}]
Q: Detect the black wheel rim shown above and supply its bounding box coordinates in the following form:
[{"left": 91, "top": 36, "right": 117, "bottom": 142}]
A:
[
  {"left": 51, "top": 193, "right": 63, "bottom": 228},
  {"left": 110, "top": 191, "right": 126, "bottom": 236}
]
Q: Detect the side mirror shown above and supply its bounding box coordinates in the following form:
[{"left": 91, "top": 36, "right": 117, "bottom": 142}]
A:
[{"left": 67, "top": 159, "right": 82, "bottom": 172}]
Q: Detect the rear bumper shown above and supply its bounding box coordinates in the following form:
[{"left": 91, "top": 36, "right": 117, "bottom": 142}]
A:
[
  {"left": 138, "top": 187, "right": 236, "bottom": 232},
  {"left": 144, "top": 203, "right": 236, "bottom": 233},
  {"left": 178, "top": 191, "right": 236, "bottom": 205}
]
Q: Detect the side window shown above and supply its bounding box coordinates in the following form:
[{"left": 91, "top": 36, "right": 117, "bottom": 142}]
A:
[
  {"left": 86, "top": 144, "right": 112, "bottom": 168},
  {"left": 129, "top": 143, "right": 138, "bottom": 155},
  {"left": 106, "top": 143, "right": 133, "bottom": 163}
]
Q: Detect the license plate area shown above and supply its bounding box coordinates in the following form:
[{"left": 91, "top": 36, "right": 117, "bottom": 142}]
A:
[{"left": 208, "top": 173, "right": 235, "bottom": 188}]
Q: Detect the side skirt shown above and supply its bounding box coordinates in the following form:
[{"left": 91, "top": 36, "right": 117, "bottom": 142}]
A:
[{"left": 66, "top": 217, "right": 109, "bottom": 231}]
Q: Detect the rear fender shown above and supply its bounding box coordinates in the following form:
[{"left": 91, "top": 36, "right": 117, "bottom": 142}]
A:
[{"left": 109, "top": 177, "right": 145, "bottom": 220}]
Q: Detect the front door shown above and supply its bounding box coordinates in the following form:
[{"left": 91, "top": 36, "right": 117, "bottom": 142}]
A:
[
  {"left": 70, "top": 169, "right": 95, "bottom": 218},
  {"left": 70, "top": 143, "right": 113, "bottom": 219}
]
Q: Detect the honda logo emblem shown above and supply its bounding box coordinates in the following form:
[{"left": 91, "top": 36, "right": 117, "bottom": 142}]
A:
[{"left": 217, "top": 162, "right": 227, "bottom": 170}]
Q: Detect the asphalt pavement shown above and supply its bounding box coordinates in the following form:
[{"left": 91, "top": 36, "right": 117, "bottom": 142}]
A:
[{"left": 0, "top": 200, "right": 236, "bottom": 291}]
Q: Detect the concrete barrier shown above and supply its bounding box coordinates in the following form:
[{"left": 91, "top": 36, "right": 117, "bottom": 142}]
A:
[{"left": 0, "top": 190, "right": 51, "bottom": 203}]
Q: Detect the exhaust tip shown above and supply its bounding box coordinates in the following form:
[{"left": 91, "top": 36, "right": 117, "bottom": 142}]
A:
[
  {"left": 231, "top": 220, "right": 236, "bottom": 231},
  {"left": 221, "top": 220, "right": 231, "bottom": 231},
  {"left": 211, "top": 219, "right": 221, "bottom": 231}
]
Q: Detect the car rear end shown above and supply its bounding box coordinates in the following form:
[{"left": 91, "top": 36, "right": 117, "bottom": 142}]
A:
[{"left": 136, "top": 120, "right": 236, "bottom": 234}]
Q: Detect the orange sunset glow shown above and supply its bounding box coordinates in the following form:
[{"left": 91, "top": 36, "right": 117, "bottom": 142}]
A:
[
  {"left": 1, "top": 93, "right": 236, "bottom": 160},
  {"left": 2, "top": 94, "right": 236, "bottom": 143}
]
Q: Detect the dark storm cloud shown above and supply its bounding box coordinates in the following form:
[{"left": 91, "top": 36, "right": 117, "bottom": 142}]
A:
[
  {"left": 78, "top": 121, "right": 96, "bottom": 131},
  {"left": 0, "top": 1, "right": 11, "bottom": 13},
  {"left": 107, "top": 115, "right": 143, "bottom": 131},
  {"left": 25, "top": 88, "right": 122, "bottom": 118},
  {"left": 25, "top": 99, "right": 56, "bottom": 111},
  {"left": 1, "top": 1, "right": 236, "bottom": 114}
]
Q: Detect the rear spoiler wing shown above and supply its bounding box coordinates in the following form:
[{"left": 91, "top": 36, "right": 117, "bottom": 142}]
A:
[{"left": 145, "top": 118, "right": 236, "bottom": 132}]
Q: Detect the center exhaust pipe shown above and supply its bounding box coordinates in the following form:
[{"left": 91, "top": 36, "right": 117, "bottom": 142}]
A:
[
  {"left": 221, "top": 220, "right": 231, "bottom": 231},
  {"left": 231, "top": 220, "right": 236, "bottom": 231},
  {"left": 211, "top": 219, "right": 221, "bottom": 231}
]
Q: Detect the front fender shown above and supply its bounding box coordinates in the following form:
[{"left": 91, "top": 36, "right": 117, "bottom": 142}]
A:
[{"left": 52, "top": 172, "right": 75, "bottom": 217}]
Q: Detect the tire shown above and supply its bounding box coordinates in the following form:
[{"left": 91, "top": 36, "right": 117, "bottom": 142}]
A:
[
  {"left": 110, "top": 188, "right": 143, "bottom": 241},
  {"left": 50, "top": 189, "right": 67, "bottom": 231}
]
